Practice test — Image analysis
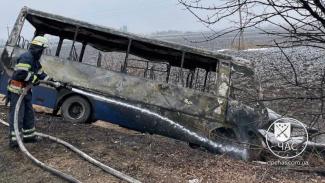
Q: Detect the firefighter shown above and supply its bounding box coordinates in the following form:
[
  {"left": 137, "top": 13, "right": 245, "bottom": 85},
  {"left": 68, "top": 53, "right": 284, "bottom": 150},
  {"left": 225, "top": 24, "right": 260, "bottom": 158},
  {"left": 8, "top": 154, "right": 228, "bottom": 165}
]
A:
[{"left": 7, "top": 36, "right": 52, "bottom": 148}]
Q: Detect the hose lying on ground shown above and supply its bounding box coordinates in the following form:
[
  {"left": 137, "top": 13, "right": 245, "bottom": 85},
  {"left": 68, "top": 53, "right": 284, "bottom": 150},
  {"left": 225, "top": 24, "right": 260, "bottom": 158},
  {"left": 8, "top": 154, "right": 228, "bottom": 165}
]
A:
[
  {"left": 35, "top": 132, "right": 141, "bottom": 183},
  {"left": 0, "top": 85, "right": 141, "bottom": 183},
  {"left": 13, "top": 86, "right": 80, "bottom": 183}
]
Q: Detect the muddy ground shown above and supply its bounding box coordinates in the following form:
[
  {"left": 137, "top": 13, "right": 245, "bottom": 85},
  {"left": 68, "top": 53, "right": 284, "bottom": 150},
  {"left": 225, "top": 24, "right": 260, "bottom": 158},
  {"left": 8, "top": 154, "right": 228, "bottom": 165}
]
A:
[{"left": 0, "top": 105, "right": 324, "bottom": 183}]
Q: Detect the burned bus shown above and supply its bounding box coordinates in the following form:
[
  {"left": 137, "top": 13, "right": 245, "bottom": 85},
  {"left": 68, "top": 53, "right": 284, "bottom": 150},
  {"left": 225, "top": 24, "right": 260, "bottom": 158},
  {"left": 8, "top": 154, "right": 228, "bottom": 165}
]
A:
[{"left": 0, "top": 7, "right": 276, "bottom": 160}]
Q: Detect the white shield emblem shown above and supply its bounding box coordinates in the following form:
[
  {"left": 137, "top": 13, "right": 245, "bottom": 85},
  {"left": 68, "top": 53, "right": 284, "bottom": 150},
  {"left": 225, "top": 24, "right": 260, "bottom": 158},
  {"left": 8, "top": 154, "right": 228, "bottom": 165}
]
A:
[{"left": 274, "top": 122, "right": 291, "bottom": 142}]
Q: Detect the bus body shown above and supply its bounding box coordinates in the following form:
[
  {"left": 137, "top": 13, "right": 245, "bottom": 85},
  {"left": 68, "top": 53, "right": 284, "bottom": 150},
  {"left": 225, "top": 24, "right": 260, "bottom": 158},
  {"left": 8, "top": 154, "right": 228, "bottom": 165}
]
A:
[{"left": 0, "top": 7, "right": 267, "bottom": 160}]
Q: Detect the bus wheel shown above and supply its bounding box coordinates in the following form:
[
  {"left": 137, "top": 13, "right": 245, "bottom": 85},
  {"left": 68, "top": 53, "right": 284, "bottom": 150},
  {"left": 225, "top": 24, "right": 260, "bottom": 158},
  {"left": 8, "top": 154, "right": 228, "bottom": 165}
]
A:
[{"left": 61, "top": 96, "right": 91, "bottom": 123}]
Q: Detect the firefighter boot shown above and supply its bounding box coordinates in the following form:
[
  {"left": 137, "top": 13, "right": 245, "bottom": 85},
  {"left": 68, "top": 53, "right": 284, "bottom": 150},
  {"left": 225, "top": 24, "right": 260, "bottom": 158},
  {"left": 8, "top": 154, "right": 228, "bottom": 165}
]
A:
[{"left": 22, "top": 128, "right": 38, "bottom": 143}]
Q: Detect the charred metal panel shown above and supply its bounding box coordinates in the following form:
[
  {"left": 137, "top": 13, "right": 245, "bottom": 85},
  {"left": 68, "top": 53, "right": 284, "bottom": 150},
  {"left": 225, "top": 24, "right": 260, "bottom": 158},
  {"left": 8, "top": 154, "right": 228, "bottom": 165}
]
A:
[
  {"left": 38, "top": 54, "right": 224, "bottom": 120},
  {"left": 214, "top": 61, "right": 232, "bottom": 123},
  {"left": 7, "top": 7, "right": 27, "bottom": 47},
  {"left": 226, "top": 100, "right": 260, "bottom": 129},
  {"left": 0, "top": 46, "right": 16, "bottom": 76}
]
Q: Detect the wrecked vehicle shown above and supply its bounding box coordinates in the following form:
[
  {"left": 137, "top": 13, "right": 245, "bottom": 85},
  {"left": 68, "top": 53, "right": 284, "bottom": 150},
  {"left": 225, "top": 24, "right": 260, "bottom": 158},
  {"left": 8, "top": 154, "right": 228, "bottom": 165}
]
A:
[{"left": 2, "top": 7, "right": 321, "bottom": 161}]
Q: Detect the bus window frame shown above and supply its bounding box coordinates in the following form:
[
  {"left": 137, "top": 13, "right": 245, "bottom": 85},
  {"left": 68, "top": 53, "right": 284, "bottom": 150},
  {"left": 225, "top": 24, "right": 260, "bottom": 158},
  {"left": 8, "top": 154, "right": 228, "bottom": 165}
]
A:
[{"left": 6, "top": 7, "right": 256, "bottom": 97}]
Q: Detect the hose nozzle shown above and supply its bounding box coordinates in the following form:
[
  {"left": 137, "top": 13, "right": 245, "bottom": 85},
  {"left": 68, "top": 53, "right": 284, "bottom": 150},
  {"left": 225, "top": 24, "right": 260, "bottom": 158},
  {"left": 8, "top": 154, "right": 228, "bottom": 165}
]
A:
[{"left": 40, "top": 80, "right": 62, "bottom": 88}]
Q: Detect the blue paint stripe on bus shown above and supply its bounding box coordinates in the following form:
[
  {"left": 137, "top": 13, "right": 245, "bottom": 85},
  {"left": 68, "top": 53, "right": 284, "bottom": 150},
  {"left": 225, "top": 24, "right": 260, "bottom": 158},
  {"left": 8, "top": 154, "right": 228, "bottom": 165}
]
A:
[
  {"left": 93, "top": 100, "right": 142, "bottom": 131},
  {"left": 32, "top": 86, "right": 57, "bottom": 109}
]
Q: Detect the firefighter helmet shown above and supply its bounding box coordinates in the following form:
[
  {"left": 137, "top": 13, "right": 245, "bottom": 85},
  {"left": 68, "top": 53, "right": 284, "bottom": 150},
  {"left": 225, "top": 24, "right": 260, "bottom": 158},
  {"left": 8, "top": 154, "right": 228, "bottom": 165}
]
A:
[{"left": 31, "top": 36, "right": 49, "bottom": 48}]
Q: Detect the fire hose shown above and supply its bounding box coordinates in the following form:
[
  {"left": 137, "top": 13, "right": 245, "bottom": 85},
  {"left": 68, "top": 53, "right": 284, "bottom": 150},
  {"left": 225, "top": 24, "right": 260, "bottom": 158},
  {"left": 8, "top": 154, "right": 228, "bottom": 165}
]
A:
[{"left": 0, "top": 81, "right": 141, "bottom": 183}]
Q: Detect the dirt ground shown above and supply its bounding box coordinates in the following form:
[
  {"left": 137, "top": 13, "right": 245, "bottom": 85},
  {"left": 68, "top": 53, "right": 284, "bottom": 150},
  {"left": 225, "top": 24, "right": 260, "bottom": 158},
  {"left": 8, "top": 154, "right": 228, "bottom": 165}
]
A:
[{"left": 0, "top": 105, "right": 324, "bottom": 183}]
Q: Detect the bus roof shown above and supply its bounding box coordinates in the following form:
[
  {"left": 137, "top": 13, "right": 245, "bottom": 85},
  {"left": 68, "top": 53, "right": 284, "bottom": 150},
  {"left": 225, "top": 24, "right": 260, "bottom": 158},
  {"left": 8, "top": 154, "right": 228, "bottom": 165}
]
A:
[{"left": 21, "top": 7, "right": 252, "bottom": 73}]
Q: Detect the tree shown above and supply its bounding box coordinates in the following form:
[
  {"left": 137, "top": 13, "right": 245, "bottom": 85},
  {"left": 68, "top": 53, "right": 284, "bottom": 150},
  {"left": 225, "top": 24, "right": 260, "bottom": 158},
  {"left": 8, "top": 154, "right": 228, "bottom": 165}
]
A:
[{"left": 178, "top": 0, "right": 325, "bottom": 49}]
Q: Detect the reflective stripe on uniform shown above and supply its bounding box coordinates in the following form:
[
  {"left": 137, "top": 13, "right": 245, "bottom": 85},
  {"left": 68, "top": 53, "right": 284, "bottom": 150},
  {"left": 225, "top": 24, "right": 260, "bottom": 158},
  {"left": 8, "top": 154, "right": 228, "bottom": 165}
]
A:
[
  {"left": 14, "top": 67, "right": 29, "bottom": 71},
  {"left": 10, "top": 131, "right": 18, "bottom": 141},
  {"left": 22, "top": 128, "right": 36, "bottom": 134},
  {"left": 24, "top": 72, "right": 32, "bottom": 81},
  {"left": 23, "top": 129, "right": 36, "bottom": 138},
  {"left": 7, "top": 79, "right": 25, "bottom": 94},
  {"left": 23, "top": 133, "right": 35, "bottom": 138},
  {"left": 14, "top": 63, "right": 31, "bottom": 71},
  {"left": 7, "top": 85, "right": 23, "bottom": 94},
  {"left": 32, "top": 75, "right": 38, "bottom": 83}
]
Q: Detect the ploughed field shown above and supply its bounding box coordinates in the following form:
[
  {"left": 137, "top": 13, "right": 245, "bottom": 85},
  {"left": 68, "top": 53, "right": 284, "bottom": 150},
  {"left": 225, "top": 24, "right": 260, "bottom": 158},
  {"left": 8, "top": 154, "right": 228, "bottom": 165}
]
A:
[{"left": 0, "top": 105, "right": 324, "bottom": 183}]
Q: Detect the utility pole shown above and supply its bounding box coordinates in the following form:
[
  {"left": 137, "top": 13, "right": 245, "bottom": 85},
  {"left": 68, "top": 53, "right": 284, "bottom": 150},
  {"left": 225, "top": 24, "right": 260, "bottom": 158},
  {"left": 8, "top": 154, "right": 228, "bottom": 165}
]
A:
[{"left": 238, "top": 0, "right": 244, "bottom": 50}]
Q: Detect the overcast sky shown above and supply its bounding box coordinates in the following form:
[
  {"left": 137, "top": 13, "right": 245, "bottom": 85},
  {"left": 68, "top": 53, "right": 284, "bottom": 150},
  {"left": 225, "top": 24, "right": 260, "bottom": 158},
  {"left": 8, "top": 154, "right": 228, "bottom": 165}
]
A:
[{"left": 0, "top": 0, "right": 215, "bottom": 40}]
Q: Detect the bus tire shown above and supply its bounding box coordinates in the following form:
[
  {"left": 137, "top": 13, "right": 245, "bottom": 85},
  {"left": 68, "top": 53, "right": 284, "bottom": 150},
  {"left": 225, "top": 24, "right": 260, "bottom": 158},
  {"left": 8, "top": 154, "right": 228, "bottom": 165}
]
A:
[{"left": 61, "top": 96, "right": 91, "bottom": 123}]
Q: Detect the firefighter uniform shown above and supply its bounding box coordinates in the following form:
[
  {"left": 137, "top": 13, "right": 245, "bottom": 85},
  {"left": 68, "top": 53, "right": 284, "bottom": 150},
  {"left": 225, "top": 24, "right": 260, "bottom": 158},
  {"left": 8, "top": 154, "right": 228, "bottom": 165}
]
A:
[{"left": 8, "top": 36, "right": 50, "bottom": 147}]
